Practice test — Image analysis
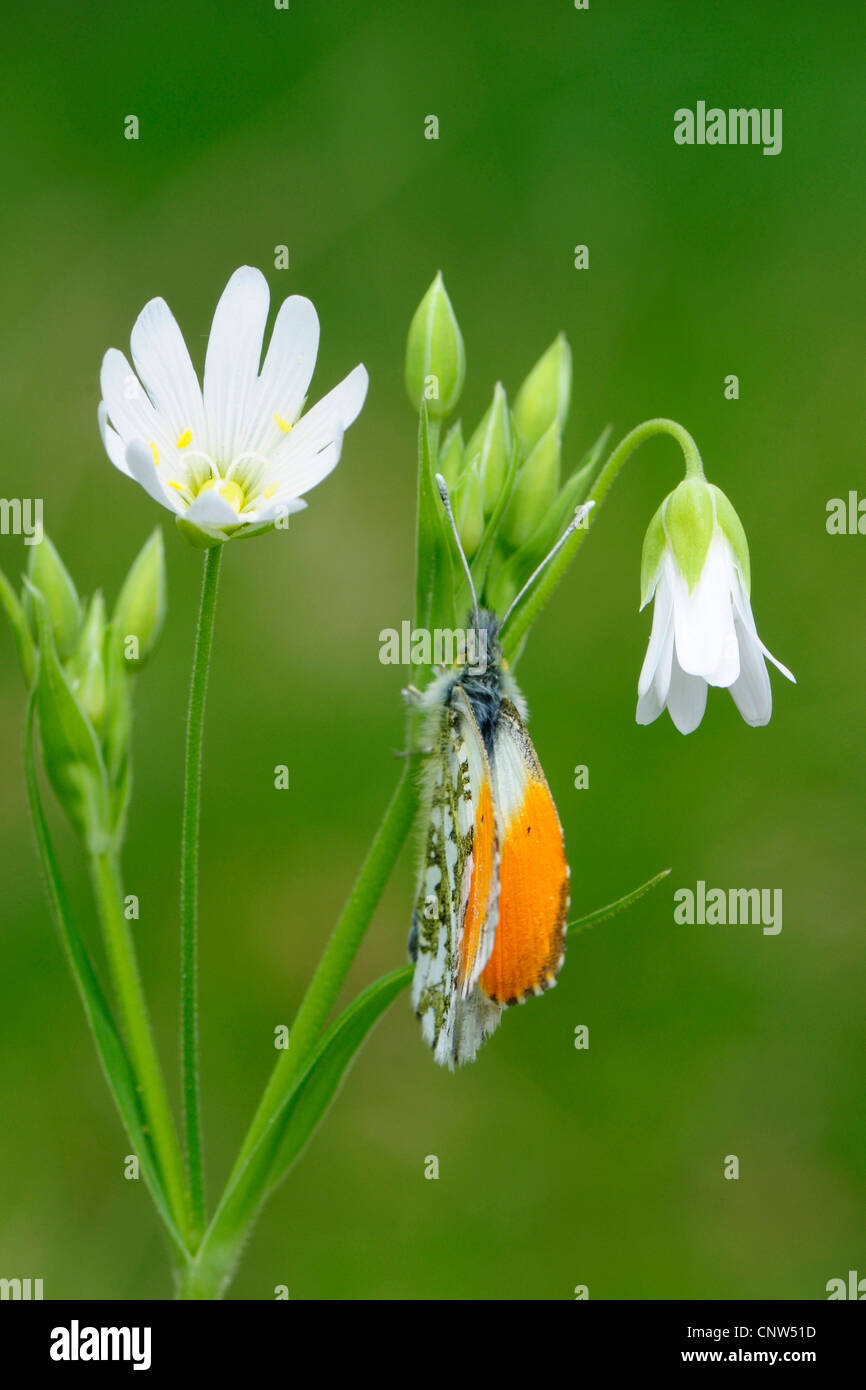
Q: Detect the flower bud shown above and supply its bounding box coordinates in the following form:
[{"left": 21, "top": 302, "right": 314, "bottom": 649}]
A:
[
  {"left": 113, "top": 528, "right": 167, "bottom": 667},
  {"left": 513, "top": 333, "right": 572, "bottom": 455},
  {"left": 26, "top": 534, "right": 82, "bottom": 661},
  {"left": 405, "top": 272, "right": 466, "bottom": 418},
  {"left": 465, "top": 382, "right": 513, "bottom": 515},
  {"left": 26, "top": 581, "right": 110, "bottom": 850},
  {"left": 438, "top": 421, "right": 465, "bottom": 491},
  {"left": 501, "top": 420, "right": 561, "bottom": 550},
  {"left": 453, "top": 459, "right": 485, "bottom": 559},
  {"left": 68, "top": 592, "right": 108, "bottom": 730}
]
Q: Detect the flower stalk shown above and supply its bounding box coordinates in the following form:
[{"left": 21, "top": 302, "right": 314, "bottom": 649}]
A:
[{"left": 180, "top": 544, "right": 223, "bottom": 1243}]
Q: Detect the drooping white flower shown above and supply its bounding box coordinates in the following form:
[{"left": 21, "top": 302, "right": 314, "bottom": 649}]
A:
[
  {"left": 637, "top": 477, "right": 795, "bottom": 733},
  {"left": 98, "top": 266, "right": 368, "bottom": 545}
]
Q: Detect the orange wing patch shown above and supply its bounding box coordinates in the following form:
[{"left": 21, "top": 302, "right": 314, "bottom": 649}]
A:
[
  {"left": 480, "top": 776, "right": 568, "bottom": 1007},
  {"left": 456, "top": 777, "right": 496, "bottom": 994}
]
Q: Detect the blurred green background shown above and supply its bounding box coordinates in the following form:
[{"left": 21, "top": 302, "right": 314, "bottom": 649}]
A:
[{"left": 1, "top": 0, "right": 863, "bottom": 1300}]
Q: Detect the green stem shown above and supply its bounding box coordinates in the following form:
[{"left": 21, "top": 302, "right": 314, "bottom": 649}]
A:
[
  {"left": 89, "top": 848, "right": 191, "bottom": 1245},
  {"left": 234, "top": 766, "right": 417, "bottom": 1172},
  {"left": 501, "top": 417, "right": 704, "bottom": 658},
  {"left": 176, "top": 767, "right": 418, "bottom": 1298},
  {"left": 180, "top": 544, "right": 223, "bottom": 1243},
  {"left": 24, "top": 693, "right": 188, "bottom": 1260}
]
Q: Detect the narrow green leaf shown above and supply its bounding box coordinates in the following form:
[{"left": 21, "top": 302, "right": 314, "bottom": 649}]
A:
[
  {"left": 267, "top": 965, "right": 412, "bottom": 1191},
  {"left": 23, "top": 692, "right": 186, "bottom": 1259},
  {"left": 567, "top": 867, "right": 671, "bottom": 934},
  {"left": 0, "top": 563, "right": 36, "bottom": 685}
]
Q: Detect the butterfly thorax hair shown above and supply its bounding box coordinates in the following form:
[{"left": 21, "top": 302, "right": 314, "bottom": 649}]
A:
[{"left": 418, "top": 608, "right": 527, "bottom": 758}]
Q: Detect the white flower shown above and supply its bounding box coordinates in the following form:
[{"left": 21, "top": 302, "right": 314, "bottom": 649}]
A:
[
  {"left": 98, "top": 266, "right": 368, "bottom": 545},
  {"left": 637, "top": 480, "right": 795, "bottom": 734}
]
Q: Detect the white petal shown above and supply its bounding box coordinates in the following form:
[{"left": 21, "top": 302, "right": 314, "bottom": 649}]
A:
[
  {"left": 242, "top": 496, "right": 308, "bottom": 529},
  {"left": 666, "top": 656, "right": 708, "bottom": 734},
  {"left": 636, "top": 684, "right": 664, "bottom": 725},
  {"left": 653, "top": 616, "right": 675, "bottom": 707},
  {"left": 100, "top": 348, "right": 174, "bottom": 456},
  {"left": 728, "top": 613, "right": 772, "bottom": 726},
  {"left": 130, "top": 296, "right": 205, "bottom": 443},
  {"left": 203, "top": 267, "right": 270, "bottom": 463},
  {"left": 732, "top": 578, "right": 796, "bottom": 685},
  {"left": 243, "top": 295, "right": 320, "bottom": 458},
  {"left": 98, "top": 401, "right": 130, "bottom": 476},
  {"left": 638, "top": 561, "right": 674, "bottom": 698},
  {"left": 269, "top": 364, "right": 368, "bottom": 496},
  {"left": 672, "top": 535, "right": 739, "bottom": 683},
  {"left": 125, "top": 440, "right": 182, "bottom": 515},
  {"left": 184, "top": 489, "right": 240, "bottom": 530}
]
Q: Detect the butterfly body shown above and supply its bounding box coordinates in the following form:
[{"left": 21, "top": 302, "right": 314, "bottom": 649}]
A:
[{"left": 409, "top": 610, "right": 569, "bottom": 1068}]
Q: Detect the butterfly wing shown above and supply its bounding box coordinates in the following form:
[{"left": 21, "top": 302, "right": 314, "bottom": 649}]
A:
[
  {"left": 410, "top": 686, "right": 501, "bottom": 1068},
  {"left": 481, "top": 698, "right": 570, "bottom": 1007}
]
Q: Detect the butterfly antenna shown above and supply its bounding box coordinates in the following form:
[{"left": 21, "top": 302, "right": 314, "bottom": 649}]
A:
[
  {"left": 435, "top": 473, "right": 481, "bottom": 628},
  {"left": 500, "top": 500, "right": 596, "bottom": 630}
]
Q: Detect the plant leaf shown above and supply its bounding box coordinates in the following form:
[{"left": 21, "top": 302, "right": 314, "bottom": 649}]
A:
[
  {"left": 0, "top": 563, "right": 36, "bottom": 685},
  {"left": 266, "top": 965, "right": 413, "bottom": 1192},
  {"left": 23, "top": 691, "right": 186, "bottom": 1259},
  {"left": 266, "top": 867, "right": 669, "bottom": 1191},
  {"left": 566, "top": 867, "right": 671, "bottom": 934}
]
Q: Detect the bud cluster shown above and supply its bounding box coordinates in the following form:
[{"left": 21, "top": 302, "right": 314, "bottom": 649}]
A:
[
  {"left": 406, "top": 274, "right": 607, "bottom": 622},
  {"left": 1, "top": 529, "right": 166, "bottom": 847}
]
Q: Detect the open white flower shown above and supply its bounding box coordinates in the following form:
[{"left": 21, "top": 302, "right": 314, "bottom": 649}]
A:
[
  {"left": 98, "top": 266, "right": 368, "bottom": 545},
  {"left": 637, "top": 478, "right": 795, "bottom": 733}
]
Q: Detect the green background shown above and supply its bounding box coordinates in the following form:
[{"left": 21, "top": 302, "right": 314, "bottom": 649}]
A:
[{"left": 0, "top": 0, "right": 863, "bottom": 1300}]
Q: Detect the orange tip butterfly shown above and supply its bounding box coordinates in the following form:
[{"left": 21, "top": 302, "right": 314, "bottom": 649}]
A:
[{"left": 407, "top": 475, "right": 593, "bottom": 1068}]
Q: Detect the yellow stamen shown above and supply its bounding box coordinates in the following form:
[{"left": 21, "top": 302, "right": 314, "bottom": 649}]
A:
[
  {"left": 168, "top": 479, "right": 184, "bottom": 492},
  {"left": 149, "top": 441, "right": 160, "bottom": 466},
  {"left": 176, "top": 429, "right": 192, "bottom": 449},
  {"left": 273, "top": 412, "right": 292, "bottom": 434}
]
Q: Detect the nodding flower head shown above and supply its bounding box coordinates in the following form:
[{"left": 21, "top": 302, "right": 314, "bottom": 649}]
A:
[{"left": 637, "top": 477, "right": 795, "bottom": 733}]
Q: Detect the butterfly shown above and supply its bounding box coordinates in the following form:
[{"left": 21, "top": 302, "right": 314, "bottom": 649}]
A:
[{"left": 407, "top": 476, "right": 591, "bottom": 1068}]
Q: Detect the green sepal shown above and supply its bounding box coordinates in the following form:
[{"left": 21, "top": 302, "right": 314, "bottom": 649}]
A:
[
  {"left": 501, "top": 419, "right": 561, "bottom": 549},
  {"left": 513, "top": 332, "right": 572, "bottom": 456},
  {"left": 465, "top": 382, "right": 513, "bottom": 515},
  {"left": 453, "top": 457, "right": 484, "bottom": 558},
  {"left": 709, "top": 483, "right": 751, "bottom": 594},
  {"left": 26, "top": 534, "right": 82, "bottom": 661},
  {"left": 68, "top": 592, "right": 108, "bottom": 731},
  {"left": 113, "top": 528, "right": 167, "bottom": 668},
  {"left": 663, "top": 477, "right": 715, "bottom": 592},
  {"left": 640, "top": 500, "right": 666, "bottom": 609},
  {"left": 176, "top": 517, "right": 225, "bottom": 549}
]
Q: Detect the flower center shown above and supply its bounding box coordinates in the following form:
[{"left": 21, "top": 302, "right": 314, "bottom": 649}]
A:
[{"left": 197, "top": 477, "right": 246, "bottom": 513}]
